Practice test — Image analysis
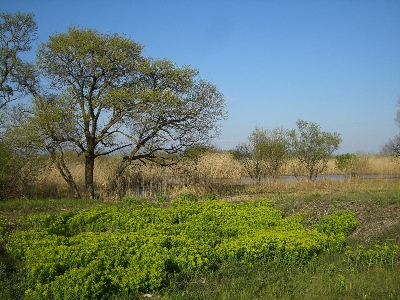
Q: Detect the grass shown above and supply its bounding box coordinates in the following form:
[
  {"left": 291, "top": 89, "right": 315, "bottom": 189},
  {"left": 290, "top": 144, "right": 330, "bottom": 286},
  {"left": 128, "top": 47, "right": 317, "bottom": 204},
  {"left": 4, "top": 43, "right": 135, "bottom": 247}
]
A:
[
  {"left": 0, "top": 178, "right": 399, "bottom": 299},
  {"left": 157, "top": 254, "right": 400, "bottom": 300},
  {"left": 0, "top": 198, "right": 111, "bottom": 225}
]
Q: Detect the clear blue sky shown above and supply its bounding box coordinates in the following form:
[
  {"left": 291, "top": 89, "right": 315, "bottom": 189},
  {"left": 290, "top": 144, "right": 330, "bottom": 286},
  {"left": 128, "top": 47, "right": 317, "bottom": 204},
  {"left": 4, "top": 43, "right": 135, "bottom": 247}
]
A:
[{"left": 2, "top": 0, "right": 400, "bottom": 153}]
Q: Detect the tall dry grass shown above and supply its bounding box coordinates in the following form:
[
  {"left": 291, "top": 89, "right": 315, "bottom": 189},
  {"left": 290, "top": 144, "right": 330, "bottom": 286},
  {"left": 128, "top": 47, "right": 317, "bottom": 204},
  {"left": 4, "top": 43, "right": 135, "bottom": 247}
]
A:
[
  {"left": 33, "top": 153, "right": 400, "bottom": 199},
  {"left": 324, "top": 154, "right": 400, "bottom": 175}
]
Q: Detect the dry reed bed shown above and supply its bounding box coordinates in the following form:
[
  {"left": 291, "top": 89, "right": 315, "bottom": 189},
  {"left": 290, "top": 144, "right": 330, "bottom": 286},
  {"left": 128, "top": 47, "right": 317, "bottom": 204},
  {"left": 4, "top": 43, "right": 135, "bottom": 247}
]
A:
[{"left": 36, "top": 153, "right": 400, "bottom": 199}]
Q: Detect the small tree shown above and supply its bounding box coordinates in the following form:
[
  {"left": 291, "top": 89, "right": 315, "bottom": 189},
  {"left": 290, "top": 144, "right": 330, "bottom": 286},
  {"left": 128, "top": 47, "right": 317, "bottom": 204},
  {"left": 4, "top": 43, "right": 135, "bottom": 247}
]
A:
[
  {"left": 290, "top": 119, "right": 341, "bottom": 180},
  {"left": 335, "top": 153, "right": 359, "bottom": 177},
  {"left": 257, "top": 127, "right": 292, "bottom": 179},
  {"left": 233, "top": 126, "right": 291, "bottom": 182},
  {"left": 8, "top": 92, "right": 94, "bottom": 199},
  {"left": 232, "top": 127, "right": 267, "bottom": 183}
]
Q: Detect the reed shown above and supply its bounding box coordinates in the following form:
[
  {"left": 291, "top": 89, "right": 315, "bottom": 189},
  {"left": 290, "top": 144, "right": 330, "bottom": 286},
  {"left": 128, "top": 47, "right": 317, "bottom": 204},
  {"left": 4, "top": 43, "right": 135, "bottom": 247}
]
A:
[{"left": 29, "top": 153, "right": 400, "bottom": 199}]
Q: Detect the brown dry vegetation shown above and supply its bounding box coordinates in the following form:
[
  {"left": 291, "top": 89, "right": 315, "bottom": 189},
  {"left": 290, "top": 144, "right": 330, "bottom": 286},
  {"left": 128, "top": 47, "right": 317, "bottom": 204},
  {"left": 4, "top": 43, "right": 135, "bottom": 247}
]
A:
[{"left": 28, "top": 152, "right": 400, "bottom": 200}]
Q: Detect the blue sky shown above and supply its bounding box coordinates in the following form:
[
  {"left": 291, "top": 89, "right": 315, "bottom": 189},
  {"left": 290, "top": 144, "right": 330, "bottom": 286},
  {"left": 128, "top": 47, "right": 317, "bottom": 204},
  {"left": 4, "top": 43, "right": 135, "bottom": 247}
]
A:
[{"left": 2, "top": 0, "right": 400, "bottom": 153}]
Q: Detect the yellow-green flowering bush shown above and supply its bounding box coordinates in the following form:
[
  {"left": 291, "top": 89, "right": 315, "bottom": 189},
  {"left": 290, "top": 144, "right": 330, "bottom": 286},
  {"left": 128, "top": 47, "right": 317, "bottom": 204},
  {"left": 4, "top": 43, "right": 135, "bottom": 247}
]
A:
[
  {"left": 5, "top": 199, "right": 360, "bottom": 299},
  {"left": 215, "top": 228, "right": 327, "bottom": 265},
  {"left": 316, "top": 210, "right": 358, "bottom": 237},
  {"left": 11, "top": 232, "right": 170, "bottom": 299}
]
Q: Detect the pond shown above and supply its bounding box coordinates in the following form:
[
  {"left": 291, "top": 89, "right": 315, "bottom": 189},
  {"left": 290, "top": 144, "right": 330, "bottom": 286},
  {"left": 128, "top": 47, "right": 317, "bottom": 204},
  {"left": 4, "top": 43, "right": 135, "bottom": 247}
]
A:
[{"left": 238, "top": 174, "right": 400, "bottom": 184}]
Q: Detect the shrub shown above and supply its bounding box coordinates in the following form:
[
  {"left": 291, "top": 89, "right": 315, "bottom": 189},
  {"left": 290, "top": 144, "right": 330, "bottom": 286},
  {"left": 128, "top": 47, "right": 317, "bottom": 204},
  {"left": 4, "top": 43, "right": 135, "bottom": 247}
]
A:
[
  {"left": 316, "top": 210, "right": 358, "bottom": 237},
  {"left": 335, "top": 153, "right": 360, "bottom": 176}
]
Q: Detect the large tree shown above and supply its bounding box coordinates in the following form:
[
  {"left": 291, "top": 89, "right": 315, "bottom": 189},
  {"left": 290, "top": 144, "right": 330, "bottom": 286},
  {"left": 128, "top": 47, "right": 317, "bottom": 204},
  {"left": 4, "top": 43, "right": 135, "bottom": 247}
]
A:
[
  {"left": 0, "top": 12, "right": 37, "bottom": 111},
  {"left": 17, "top": 27, "right": 226, "bottom": 199},
  {"left": 290, "top": 119, "right": 341, "bottom": 180}
]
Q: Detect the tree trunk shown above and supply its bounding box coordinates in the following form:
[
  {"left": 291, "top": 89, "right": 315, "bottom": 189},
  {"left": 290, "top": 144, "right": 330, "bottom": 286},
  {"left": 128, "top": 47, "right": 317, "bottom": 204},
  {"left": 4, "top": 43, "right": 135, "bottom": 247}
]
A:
[
  {"left": 48, "top": 145, "right": 81, "bottom": 198},
  {"left": 84, "top": 152, "right": 96, "bottom": 199},
  {"left": 108, "top": 158, "right": 131, "bottom": 199},
  {"left": 54, "top": 157, "right": 81, "bottom": 199}
]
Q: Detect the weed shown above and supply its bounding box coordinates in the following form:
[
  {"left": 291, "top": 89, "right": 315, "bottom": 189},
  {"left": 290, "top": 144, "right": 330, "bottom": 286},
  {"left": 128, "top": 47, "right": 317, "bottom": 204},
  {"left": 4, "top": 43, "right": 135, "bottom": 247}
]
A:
[{"left": 179, "top": 193, "right": 198, "bottom": 202}]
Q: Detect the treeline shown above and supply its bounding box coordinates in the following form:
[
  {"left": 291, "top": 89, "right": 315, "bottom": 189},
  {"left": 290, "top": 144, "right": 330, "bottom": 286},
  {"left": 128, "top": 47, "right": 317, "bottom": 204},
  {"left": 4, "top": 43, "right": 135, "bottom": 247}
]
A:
[{"left": 0, "top": 133, "right": 394, "bottom": 200}]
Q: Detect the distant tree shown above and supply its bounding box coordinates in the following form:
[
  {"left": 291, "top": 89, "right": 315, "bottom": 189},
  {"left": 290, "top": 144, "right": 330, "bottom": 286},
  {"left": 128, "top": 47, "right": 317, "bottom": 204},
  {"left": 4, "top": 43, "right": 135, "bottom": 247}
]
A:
[
  {"left": 0, "top": 12, "right": 37, "bottom": 111},
  {"left": 335, "top": 153, "right": 359, "bottom": 177},
  {"left": 381, "top": 135, "right": 400, "bottom": 156},
  {"left": 184, "top": 144, "right": 216, "bottom": 160},
  {"left": 233, "top": 126, "right": 291, "bottom": 182},
  {"left": 13, "top": 27, "right": 226, "bottom": 199},
  {"left": 0, "top": 142, "right": 15, "bottom": 199},
  {"left": 382, "top": 96, "right": 400, "bottom": 156},
  {"left": 257, "top": 127, "right": 292, "bottom": 179},
  {"left": 290, "top": 119, "right": 341, "bottom": 180},
  {"left": 232, "top": 127, "right": 267, "bottom": 183}
]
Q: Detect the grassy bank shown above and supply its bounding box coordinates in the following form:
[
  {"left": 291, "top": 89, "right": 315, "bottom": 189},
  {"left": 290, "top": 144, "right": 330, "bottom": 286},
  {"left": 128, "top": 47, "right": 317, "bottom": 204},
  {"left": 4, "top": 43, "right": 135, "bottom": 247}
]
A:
[
  {"left": 0, "top": 179, "right": 399, "bottom": 299},
  {"left": 156, "top": 179, "right": 400, "bottom": 300}
]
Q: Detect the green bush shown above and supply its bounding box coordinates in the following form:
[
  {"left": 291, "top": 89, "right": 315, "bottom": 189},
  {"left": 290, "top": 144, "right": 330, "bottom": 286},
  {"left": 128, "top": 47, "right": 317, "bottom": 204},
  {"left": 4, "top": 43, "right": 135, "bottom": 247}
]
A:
[
  {"left": 18, "top": 212, "right": 75, "bottom": 235},
  {"left": 335, "top": 153, "right": 360, "bottom": 176},
  {"left": 316, "top": 210, "right": 358, "bottom": 237},
  {"left": 200, "top": 193, "right": 219, "bottom": 201},
  {"left": 155, "top": 195, "right": 168, "bottom": 204}
]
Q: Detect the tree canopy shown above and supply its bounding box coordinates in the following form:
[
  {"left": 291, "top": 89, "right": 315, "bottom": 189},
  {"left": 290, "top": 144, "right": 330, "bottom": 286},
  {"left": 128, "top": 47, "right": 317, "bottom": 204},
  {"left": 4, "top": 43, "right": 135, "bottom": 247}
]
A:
[
  {"left": 0, "top": 12, "right": 37, "bottom": 110},
  {"left": 290, "top": 119, "right": 341, "bottom": 180},
  {"left": 233, "top": 126, "right": 291, "bottom": 182}
]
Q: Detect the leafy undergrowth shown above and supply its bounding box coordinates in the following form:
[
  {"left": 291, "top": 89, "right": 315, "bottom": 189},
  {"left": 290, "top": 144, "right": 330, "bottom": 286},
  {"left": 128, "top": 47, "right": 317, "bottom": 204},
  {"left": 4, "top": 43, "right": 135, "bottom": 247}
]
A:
[{"left": 1, "top": 199, "right": 362, "bottom": 299}]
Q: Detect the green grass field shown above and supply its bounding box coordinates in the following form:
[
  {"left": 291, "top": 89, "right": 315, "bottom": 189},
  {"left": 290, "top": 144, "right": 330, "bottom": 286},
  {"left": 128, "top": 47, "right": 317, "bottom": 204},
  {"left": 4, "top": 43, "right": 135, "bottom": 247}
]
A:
[{"left": 0, "top": 179, "right": 399, "bottom": 300}]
